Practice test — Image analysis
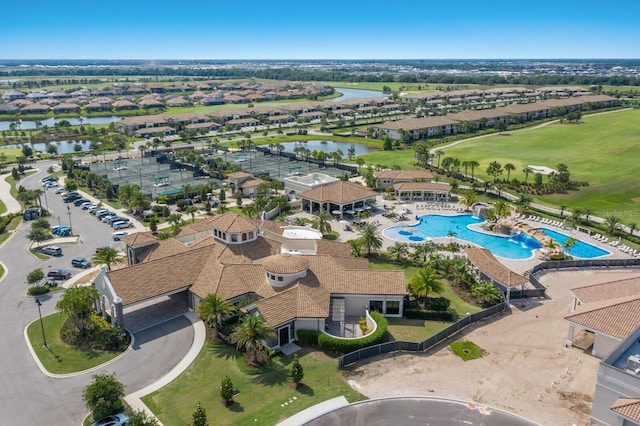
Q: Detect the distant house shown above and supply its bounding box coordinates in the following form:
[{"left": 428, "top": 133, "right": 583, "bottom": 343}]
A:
[
  {"left": 52, "top": 102, "right": 80, "bottom": 114},
  {"left": 139, "top": 98, "right": 165, "bottom": 109},
  {"left": 134, "top": 126, "right": 176, "bottom": 139},
  {"left": 20, "top": 103, "right": 50, "bottom": 114},
  {"left": 112, "top": 100, "right": 139, "bottom": 111},
  {"left": 226, "top": 171, "right": 265, "bottom": 198},
  {"left": 1, "top": 90, "right": 26, "bottom": 102},
  {"left": 0, "top": 104, "right": 18, "bottom": 114}
]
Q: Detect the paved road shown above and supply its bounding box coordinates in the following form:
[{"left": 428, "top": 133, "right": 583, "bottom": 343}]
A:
[{"left": 0, "top": 160, "right": 194, "bottom": 425}]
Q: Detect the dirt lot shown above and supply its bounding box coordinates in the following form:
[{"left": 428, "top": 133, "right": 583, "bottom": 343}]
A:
[{"left": 343, "top": 269, "right": 640, "bottom": 426}]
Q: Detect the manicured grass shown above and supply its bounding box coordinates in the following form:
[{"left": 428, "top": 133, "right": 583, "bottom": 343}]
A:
[
  {"left": 367, "top": 256, "right": 482, "bottom": 316},
  {"left": 142, "top": 344, "right": 366, "bottom": 426},
  {"left": 0, "top": 263, "right": 4, "bottom": 279},
  {"left": 442, "top": 109, "right": 640, "bottom": 222},
  {"left": 0, "top": 148, "right": 22, "bottom": 162},
  {"left": 358, "top": 149, "right": 416, "bottom": 169},
  {"left": 29, "top": 248, "right": 50, "bottom": 260},
  {"left": 449, "top": 341, "right": 486, "bottom": 361},
  {"left": 26, "top": 312, "right": 126, "bottom": 374},
  {"left": 386, "top": 318, "right": 450, "bottom": 342},
  {"left": 0, "top": 215, "right": 22, "bottom": 245}
]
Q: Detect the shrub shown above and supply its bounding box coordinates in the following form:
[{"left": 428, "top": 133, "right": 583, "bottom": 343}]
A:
[
  {"left": 426, "top": 297, "right": 451, "bottom": 312},
  {"left": 404, "top": 309, "right": 456, "bottom": 321},
  {"left": 83, "top": 373, "right": 125, "bottom": 420},
  {"left": 296, "top": 329, "right": 320, "bottom": 345},
  {"left": 27, "top": 285, "right": 50, "bottom": 296},
  {"left": 289, "top": 354, "right": 304, "bottom": 387},
  {"left": 220, "top": 376, "right": 234, "bottom": 406},
  {"left": 318, "top": 311, "right": 388, "bottom": 353}
]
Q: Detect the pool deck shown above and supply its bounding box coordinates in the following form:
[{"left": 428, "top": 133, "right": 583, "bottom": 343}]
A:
[{"left": 288, "top": 194, "right": 634, "bottom": 276}]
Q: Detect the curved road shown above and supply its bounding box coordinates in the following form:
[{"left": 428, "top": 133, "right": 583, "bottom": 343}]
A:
[{"left": 0, "top": 160, "right": 194, "bottom": 425}]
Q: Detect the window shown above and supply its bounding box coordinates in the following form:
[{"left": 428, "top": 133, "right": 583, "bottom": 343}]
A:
[
  {"left": 386, "top": 300, "right": 400, "bottom": 315},
  {"left": 270, "top": 274, "right": 276, "bottom": 280},
  {"left": 277, "top": 276, "right": 283, "bottom": 282},
  {"left": 369, "top": 300, "right": 383, "bottom": 313}
]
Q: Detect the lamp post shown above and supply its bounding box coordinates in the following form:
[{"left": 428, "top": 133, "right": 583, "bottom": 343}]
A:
[
  {"left": 35, "top": 297, "right": 47, "bottom": 348},
  {"left": 42, "top": 186, "right": 49, "bottom": 211},
  {"left": 138, "top": 167, "right": 143, "bottom": 190},
  {"left": 67, "top": 205, "right": 73, "bottom": 233}
]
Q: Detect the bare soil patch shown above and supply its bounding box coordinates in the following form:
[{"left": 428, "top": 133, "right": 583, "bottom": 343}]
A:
[{"left": 343, "top": 269, "right": 640, "bottom": 426}]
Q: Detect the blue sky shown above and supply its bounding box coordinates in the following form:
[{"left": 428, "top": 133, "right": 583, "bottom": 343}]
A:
[{"left": 3, "top": 0, "right": 639, "bottom": 59}]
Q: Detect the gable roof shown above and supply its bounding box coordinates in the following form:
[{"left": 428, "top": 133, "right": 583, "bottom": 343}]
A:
[
  {"left": 465, "top": 247, "right": 529, "bottom": 287},
  {"left": 207, "top": 212, "right": 259, "bottom": 233},
  {"left": 565, "top": 295, "right": 640, "bottom": 339},
  {"left": 121, "top": 231, "right": 157, "bottom": 248},
  {"left": 571, "top": 277, "right": 640, "bottom": 304},
  {"left": 299, "top": 181, "right": 377, "bottom": 204},
  {"left": 611, "top": 398, "right": 640, "bottom": 422},
  {"left": 375, "top": 170, "right": 433, "bottom": 181}
]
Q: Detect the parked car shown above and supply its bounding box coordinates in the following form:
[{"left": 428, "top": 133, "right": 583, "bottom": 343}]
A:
[
  {"left": 96, "top": 210, "right": 113, "bottom": 219},
  {"left": 112, "top": 221, "right": 133, "bottom": 230},
  {"left": 41, "top": 176, "right": 57, "bottom": 183},
  {"left": 71, "top": 257, "right": 92, "bottom": 268},
  {"left": 80, "top": 202, "right": 94, "bottom": 210},
  {"left": 95, "top": 246, "right": 109, "bottom": 253},
  {"left": 88, "top": 205, "right": 100, "bottom": 213},
  {"left": 47, "top": 269, "right": 71, "bottom": 280},
  {"left": 112, "top": 231, "right": 129, "bottom": 241},
  {"left": 43, "top": 181, "right": 59, "bottom": 188},
  {"left": 51, "top": 225, "right": 71, "bottom": 237},
  {"left": 54, "top": 188, "right": 66, "bottom": 195},
  {"left": 73, "top": 198, "right": 89, "bottom": 206},
  {"left": 63, "top": 194, "right": 81, "bottom": 203},
  {"left": 91, "top": 413, "right": 129, "bottom": 426},
  {"left": 40, "top": 245, "right": 63, "bottom": 256},
  {"left": 101, "top": 215, "right": 118, "bottom": 223}
]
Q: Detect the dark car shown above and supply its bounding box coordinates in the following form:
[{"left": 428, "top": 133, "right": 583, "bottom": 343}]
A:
[
  {"left": 63, "top": 194, "right": 82, "bottom": 203},
  {"left": 71, "top": 257, "right": 92, "bottom": 268},
  {"left": 73, "top": 197, "right": 89, "bottom": 206},
  {"left": 47, "top": 269, "right": 72, "bottom": 280}
]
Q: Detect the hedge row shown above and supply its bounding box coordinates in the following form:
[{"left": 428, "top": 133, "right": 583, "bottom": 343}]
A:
[
  {"left": 318, "top": 311, "right": 388, "bottom": 353},
  {"left": 404, "top": 309, "right": 456, "bottom": 321},
  {"left": 0, "top": 212, "right": 21, "bottom": 234},
  {"left": 296, "top": 329, "right": 320, "bottom": 345}
]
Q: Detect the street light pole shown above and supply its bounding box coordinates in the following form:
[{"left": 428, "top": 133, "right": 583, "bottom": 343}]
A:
[
  {"left": 35, "top": 297, "right": 47, "bottom": 348},
  {"left": 67, "top": 205, "right": 73, "bottom": 233}
]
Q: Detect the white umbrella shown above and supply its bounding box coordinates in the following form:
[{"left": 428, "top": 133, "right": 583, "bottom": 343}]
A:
[
  {"left": 332, "top": 210, "right": 341, "bottom": 215},
  {"left": 339, "top": 220, "right": 349, "bottom": 224}
]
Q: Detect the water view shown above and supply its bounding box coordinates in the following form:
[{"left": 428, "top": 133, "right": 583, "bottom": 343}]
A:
[
  {"left": 537, "top": 227, "right": 610, "bottom": 258},
  {"left": 383, "top": 214, "right": 542, "bottom": 260},
  {"left": 280, "top": 140, "right": 375, "bottom": 155},
  {"left": 330, "top": 87, "right": 390, "bottom": 102},
  {"left": 0, "top": 116, "right": 121, "bottom": 131},
  {"left": 1, "top": 140, "right": 93, "bottom": 154}
]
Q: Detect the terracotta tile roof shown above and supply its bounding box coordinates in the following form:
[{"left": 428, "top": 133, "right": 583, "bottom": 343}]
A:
[
  {"left": 227, "top": 171, "right": 254, "bottom": 179},
  {"left": 177, "top": 217, "right": 217, "bottom": 236},
  {"left": 239, "top": 177, "right": 265, "bottom": 189},
  {"left": 465, "top": 247, "right": 529, "bottom": 287},
  {"left": 330, "top": 256, "right": 370, "bottom": 270},
  {"left": 142, "top": 238, "right": 190, "bottom": 262},
  {"left": 207, "top": 212, "right": 259, "bottom": 233},
  {"left": 565, "top": 295, "right": 640, "bottom": 339},
  {"left": 121, "top": 231, "right": 157, "bottom": 248},
  {"left": 262, "top": 254, "right": 309, "bottom": 274},
  {"left": 315, "top": 239, "right": 352, "bottom": 258},
  {"left": 393, "top": 182, "right": 452, "bottom": 192},
  {"left": 571, "top": 277, "right": 640, "bottom": 304},
  {"left": 255, "top": 285, "right": 328, "bottom": 327},
  {"left": 108, "top": 247, "right": 214, "bottom": 305},
  {"left": 299, "top": 181, "right": 377, "bottom": 204},
  {"left": 611, "top": 398, "right": 640, "bottom": 421},
  {"left": 375, "top": 170, "right": 433, "bottom": 181}
]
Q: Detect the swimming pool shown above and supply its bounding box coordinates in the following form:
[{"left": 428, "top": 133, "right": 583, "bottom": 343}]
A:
[
  {"left": 383, "top": 214, "right": 541, "bottom": 260},
  {"left": 537, "top": 227, "right": 610, "bottom": 259}
]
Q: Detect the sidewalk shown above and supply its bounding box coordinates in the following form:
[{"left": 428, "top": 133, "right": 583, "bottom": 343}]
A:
[{"left": 0, "top": 172, "right": 21, "bottom": 215}]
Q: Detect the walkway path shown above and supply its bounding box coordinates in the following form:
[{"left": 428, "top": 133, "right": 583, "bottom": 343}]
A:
[{"left": 0, "top": 171, "right": 22, "bottom": 215}]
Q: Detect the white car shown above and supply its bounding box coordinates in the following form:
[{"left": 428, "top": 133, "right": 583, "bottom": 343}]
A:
[
  {"left": 112, "top": 231, "right": 129, "bottom": 241},
  {"left": 80, "top": 202, "right": 93, "bottom": 209},
  {"left": 44, "top": 181, "right": 59, "bottom": 188},
  {"left": 88, "top": 205, "right": 100, "bottom": 213},
  {"left": 91, "top": 413, "right": 129, "bottom": 426}
]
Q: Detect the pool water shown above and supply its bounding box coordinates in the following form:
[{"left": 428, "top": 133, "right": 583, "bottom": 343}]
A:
[
  {"left": 537, "top": 228, "right": 610, "bottom": 259},
  {"left": 383, "top": 214, "right": 541, "bottom": 260}
]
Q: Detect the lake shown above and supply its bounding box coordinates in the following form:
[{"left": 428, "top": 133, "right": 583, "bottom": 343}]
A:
[
  {"left": 279, "top": 140, "right": 375, "bottom": 155},
  {"left": 330, "top": 88, "right": 390, "bottom": 102},
  {"left": 0, "top": 116, "right": 122, "bottom": 131},
  {"left": 1, "top": 140, "right": 94, "bottom": 154}
]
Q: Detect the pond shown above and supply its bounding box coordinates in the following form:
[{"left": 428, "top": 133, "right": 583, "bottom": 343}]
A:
[
  {"left": 0, "top": 116, "right": 122, "bottom": 131},
  {"left": 330, "top": 88, "right": 390, "bottom": 102},
  {"left": 279, "top": 140, "right": 376, "bottom": 156},
  {"left": 1, "top": 140, "right": 94, "bottom": 154}
]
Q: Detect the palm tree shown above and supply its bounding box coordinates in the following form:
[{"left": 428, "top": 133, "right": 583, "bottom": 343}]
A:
[
  {"left": 563, "top": 237, "right": 577, "bottom": 255},
  {"left": 504, "top": 163, "right": 516, "bottom": 182},
  {"left": 522, "top": 167, "right": 532, "bottom": 184},
  {"left": 460, "top": 188, "right": 478, "bottom": 211},
  {"left": 357, "top": 224, "right": 383, "bottom": 257},
  {"left": 387, "top": 242, "right": 409, "bottom": 262},
  {"left": 412, "top": 243, "right": 434, "bottom": 266},
  {"left": 584, "top": 208, "right": 594, "bottom": 223},
  {"left": 312, "top": 210, "right": 333, "bottom": 235},
  {"left": 197, "top": 293, "right": 236, "bottom": 341},
  {"left": 91, "top": 247, "right": 125, "bottom": 272},
  {"left": 56, "top": 285, "right": 100, "bottom": 335},
  {"left": 630, "top": 223, "right": 637, "bottom": 237},
  {"left": 229, "top": 314, "right": 275, "bottom": 365},
  {"left": 492, "top": 200, "right": 510, "bottom": 219},
  {"left": 471, "top": 281, "right": 503, "bottom": 306},
  {"left": 571, "top": 207, "right": 584, "bottom": 227},
  {"left": 469, "top": 160, "right": 480, "bottom": 180},
  {"left": 559, "top": 204, "right": 567, "bottom": 217},
  {"left": 185, "top": 205, "right": 198, "bottom": 223},
  {"left": 605, "top": 215, "right": 620, "bottom": 236},
  {"left": 408, "top": 266, "right": 445, "bottom": 308},
  {"left": 446, "top": 230, "right": 457, "bottom": 246}
]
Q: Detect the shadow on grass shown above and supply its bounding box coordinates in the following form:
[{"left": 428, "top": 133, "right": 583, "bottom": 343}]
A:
[
  {"left": 251, "top": 364, "right": 289, "bottom": 387},
  {"left": 207, "top": 342, "right": 239, "bottom": 361},
  {"left": 228, "top": 402, "right": 244, "bottom": 413},
  {"left": 296, "top": 384, "right": 315, "bottom": 396}
]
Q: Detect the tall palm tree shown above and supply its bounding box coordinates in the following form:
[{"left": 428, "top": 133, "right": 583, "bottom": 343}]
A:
[
  {"left": 469, "top": 160, "right": 480, "bottom": 180},
  {"left": 492, "top": 200, "right": 510, "bottom": 219},
  {"left": 571, "top": 207, "right": 584, "bottom": 227},
  {"left": 312, "top": 210, "right": 333, "bottom": 235},
  {"left": 605, "top": 215, "right": 620, "bottom": 236},
  {"left": 522, "top": 167, "right": 532, "bottom": 184},
  {"left": 229, "top": 314, "right": 275, "bottom": 365},
  {"left": 412, "top": 243, "right": 435, "bottom": 266},
  {"left": 197, "top": 293, "right": 236, "bottom": 341},
  {"left": 387, "top": 242, "right": 409, "bottom": 262},
  {"left": 357, "top": 224, "right": 383, "bottom": 257},
  {"left": 504, "top": 163, "right": 516, "bottom": 182},
  {"left": 563, "top": 237, "right": 577, "bottom": 254},
  {"left": 91, "top": 247, "right": 125, "bottom": 272},
  {"left": 460, "top": 188, "right": 478, "bottom": 211},
  {"left": 408, "top": 266, "right": 445, "bottom": 308},
  {"left": 471, "top": 281, "right": 503, "bottom": 306},
  {"left": 56, "top": 285, "right": 100, "bottom": 336}
]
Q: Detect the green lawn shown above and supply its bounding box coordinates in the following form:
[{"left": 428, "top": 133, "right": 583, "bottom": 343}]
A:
[
  {"left": 449, "top": 341, "right": 486, "bottom": 361},
  {"left": 367, "top": 256, "right": 482, "bottom": 316},
  {"left": 0, "top": 215, "right": 22, "bottom": 245},
  {"left": 26, "top": 312, "right": 127, "bottom": 374},
  {"left": 442, "top": 109, "right": 640, "bottom": 222},
  {"left": 386, "top": 318, "right": 450, "bottom": 342},
  {"left": 142, "top": 344, "right": 365, "bottom": 426},
  {"left": 0, "top": 148, "right": 22, "bottom": 162},
  {"left": 0, "top": 197, "right": 5, "bottom": 215},
  {"left": 358, "top": 149, "right": 416, "bottom": 169}
]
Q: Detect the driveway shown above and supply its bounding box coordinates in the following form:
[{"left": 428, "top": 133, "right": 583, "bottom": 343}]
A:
[{"left": 0, "top": 160, "right": 195, "bottom": 425}]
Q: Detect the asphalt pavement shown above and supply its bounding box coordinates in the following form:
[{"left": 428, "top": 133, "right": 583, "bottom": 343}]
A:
[{"left": 0, "top": 160, "right": 196, "bottom": 425}]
